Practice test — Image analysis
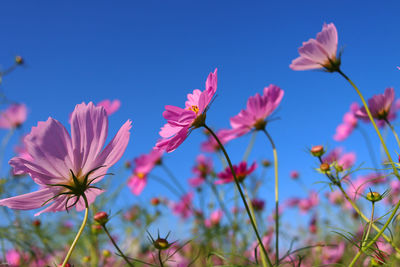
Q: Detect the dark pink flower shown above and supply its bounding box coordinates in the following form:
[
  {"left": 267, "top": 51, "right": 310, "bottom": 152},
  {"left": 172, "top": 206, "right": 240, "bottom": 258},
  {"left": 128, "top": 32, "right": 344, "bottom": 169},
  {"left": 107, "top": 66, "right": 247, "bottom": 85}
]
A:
[
  {"left": 0, "top": 103, "right": 27, "bottom": 129},
  {"left": 251, "top": 198, "right": 265, "bottom": 211},
  {"left": 215, "top": 161, "right": 257, "bottom": 184},
  {"left": 155, "top": 69, "right": 217, "bottom": 152},
  {"left": 170, "top": 192, "right": 193, "bottom": 219},
  {"left": 188, "top": 154, "right": 213, "bottom": 187},
  {"left": 334, "top": 103, "right": 359, "bottom": 141},
  {"left": 290, "top": 23, "right": 340, "bottom": 72},
  {"left": 0, "top": 102, "right": 131, "bottom": 216},
  {"left": 97, "top": 99, "right": 121, "bottom": 115},
  {"left": 355, "top": 88, "right": 396, "bottom": 124},
  {"left": 229, "top": 85, "right": 284, "bottom": 137},
  {"left": 127, "top": 149, "right": 163, "bottom": 195}
]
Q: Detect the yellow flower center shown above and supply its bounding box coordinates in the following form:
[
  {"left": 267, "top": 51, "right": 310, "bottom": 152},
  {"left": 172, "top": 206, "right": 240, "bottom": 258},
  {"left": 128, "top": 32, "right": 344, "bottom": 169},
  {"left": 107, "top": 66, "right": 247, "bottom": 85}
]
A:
[
  {"left": 188, "top": 105, "right": 199, "bottom": 114},
  {"left": 136, "top": 172, "right": 145, "bottom": 179}
]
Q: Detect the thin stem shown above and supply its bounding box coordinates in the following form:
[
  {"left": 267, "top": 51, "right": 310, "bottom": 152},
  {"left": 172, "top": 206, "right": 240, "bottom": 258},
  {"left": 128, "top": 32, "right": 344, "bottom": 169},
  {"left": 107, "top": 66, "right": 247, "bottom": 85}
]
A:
[
  {"left": 203, "top": 124, "right": 273, "bottom": 267},
  {"left": 357, "top": 126, "right": 380, "bottom": 171},
  {"left": 150, "top": 174, "right": 182, "bottom": 197},
  {"left": 262, "top": 129, "right": 279, "bottom": 265},
  {"left": 61, "top": 195, "right": 89, "bottom": 267},
  {"left": 161, "top": 164, "right": 187, "bottom": 196},
  {"left": 207, "top": 180, "right": 234, "bottom": 225},
  {"left": 337, "top": 69, "right": 399, "bottom": 178},
  {"left": 103, "top": 225, "right": 134, "bottom": 267},
  {"left": 158, "top": 249, "right": 164, "bottom": 267},
  {"left": 242, "top": 131, "right": 257, "bottom": 162},
  {"left": 361, "top": 202, "right": 374, "bottom": 249},
  {"left": 385, "top": 119, "right": 400, "bottom": 149}
]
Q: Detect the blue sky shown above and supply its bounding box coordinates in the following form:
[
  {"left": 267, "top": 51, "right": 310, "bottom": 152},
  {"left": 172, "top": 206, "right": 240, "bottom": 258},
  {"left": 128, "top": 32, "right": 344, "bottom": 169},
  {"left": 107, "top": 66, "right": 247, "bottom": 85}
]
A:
[{"left": 1, "top": 1, "right": 400, "bottom": 235}]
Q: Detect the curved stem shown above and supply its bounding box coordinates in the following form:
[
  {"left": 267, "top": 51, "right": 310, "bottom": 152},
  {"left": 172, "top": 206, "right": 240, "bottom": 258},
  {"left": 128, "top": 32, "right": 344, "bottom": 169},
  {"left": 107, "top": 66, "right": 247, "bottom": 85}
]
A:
[
  {"left": 161, "top": 164, "right": 187, "bottom": 196},
  {"left": 158, "top": 249, "right": 164, "bottom": 267},
  {"left": 103, "top": 225, "right": 134, "bottom": 266},
  {"left": 337, "top": 69, "right": 399, "bottom": 178},
  {"left": 203, "top": 124, "right": 272, "bottom": 267},
  {"left": 61, "top": 195, "right": 89, "bottom": 267},
  {"left": 262, "top": 129, "right": 279, "bottom": 265}
]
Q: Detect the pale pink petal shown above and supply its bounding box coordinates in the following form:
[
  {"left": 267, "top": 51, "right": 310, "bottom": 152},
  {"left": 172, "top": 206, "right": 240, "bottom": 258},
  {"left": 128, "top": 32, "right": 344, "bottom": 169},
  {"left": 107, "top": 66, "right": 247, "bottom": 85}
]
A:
[
  {"left": 97, "top": 99, "right": 121, "bottom": 115},
  {"left": 0, "top": 188, "right": 55, "bottom": 210},
  {"left": 290, "top": 56, "right": 322, "bottom": 70},
  {"left": 127, "top": 175, "right": 147, "bottom": 195},
  {"left": 316, "top": 23, "right": 338, "bottom": 58}
]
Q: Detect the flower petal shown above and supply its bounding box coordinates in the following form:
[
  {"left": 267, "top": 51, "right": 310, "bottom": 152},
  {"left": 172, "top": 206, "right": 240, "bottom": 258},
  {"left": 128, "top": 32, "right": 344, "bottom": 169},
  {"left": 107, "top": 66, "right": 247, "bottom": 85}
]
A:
[{"left": 0, "top": 188, "right": 55, "bottom": 210}]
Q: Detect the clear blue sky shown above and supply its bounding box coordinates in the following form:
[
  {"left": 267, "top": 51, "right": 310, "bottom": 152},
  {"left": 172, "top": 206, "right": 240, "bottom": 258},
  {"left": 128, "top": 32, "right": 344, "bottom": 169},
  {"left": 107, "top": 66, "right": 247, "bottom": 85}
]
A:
[{"left": 1, "top": 1, "right": 400, "bottom": 234}]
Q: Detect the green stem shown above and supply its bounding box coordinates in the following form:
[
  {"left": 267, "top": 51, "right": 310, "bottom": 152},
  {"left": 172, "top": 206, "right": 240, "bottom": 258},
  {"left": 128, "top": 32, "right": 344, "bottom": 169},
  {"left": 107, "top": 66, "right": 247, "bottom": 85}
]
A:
[
  {"left": 385, "top": 119, "right": 400, "bottom": 149},
  {"left": 242, "top": 131, "right": 257, "bottom": 162},
  {"left": 103, "top": 225, "right": 134, "bottom": 267},
  {"left": 207, "top": 180, "right": 234, "bottom": 225},
  {"left": 161, "top": 164, "right": 187, "bottom": 195},
  {"left": 361, "top": 202, "right": 374, "bottom": 249},
  {"left": 357, "top": 126, "right": 380, "bottom": 171},
  {"left": 203, "top": 124, "right": 272, "bottom": 267},
  {"left": 61, "top": 196, "right": 89, "bottom": 267},
  {"left": 337, "top": 69, "right": 399, "bottom": 178},
  {"left": 158, "top": 249, "right": 164, "bottom": 267},
  {"left": 262, "top": 129, "right": 279, "bottom": 266}
]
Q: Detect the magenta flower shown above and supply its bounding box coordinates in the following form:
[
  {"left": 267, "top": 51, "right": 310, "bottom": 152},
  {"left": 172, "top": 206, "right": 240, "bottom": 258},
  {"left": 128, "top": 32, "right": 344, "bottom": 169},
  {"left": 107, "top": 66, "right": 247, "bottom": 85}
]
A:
[
  {"left": 204, "top": 209, "right": 223, "bottom": 228},
  {"left": 334, "top": 102, "right": 359, "bottom": 141},
  {"left": 355, "top": 87, "right": 396, "bottom": 125},
  {"left": 155, "top": 69, "right": 217, "bottom": 152},
  {"left": 188, "top": 154, "right": 213, "bottom": 187},
  {"left": 229, "top": 84, "right": 284, "bottom": 137},
  {"left": 170, "top": 192, "right": 193, "bottom": 219},
  {"left": 298, "top": 191, "right": 319, "bottom": 214},
  {"left": 290, "top": 23, "right": 340, "bottom": 72},
  {"left": 215, "top": 161, "right": 257, "bottom": 184},
  {"left": 322, "top": 147, "right": 356, "bottom": 170},
  {"left": 0, "top": 103, "right": 27, "bottom": 129},
  {"left": 0, "top": 102, "right": 131, "bottom": 216},
  {"left": 127, "top": 149, "right": 163, "bottom": 195},
  {"left": 97, "top": 99, "right": 121, "bottom": 115}
]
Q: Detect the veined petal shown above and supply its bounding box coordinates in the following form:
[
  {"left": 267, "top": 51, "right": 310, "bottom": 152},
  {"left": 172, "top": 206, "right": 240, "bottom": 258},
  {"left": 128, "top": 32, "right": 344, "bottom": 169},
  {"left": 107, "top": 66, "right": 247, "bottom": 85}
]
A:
[
  {"left": 290, "top": 56, "right": 322, "bottom": 70},
  {"left": 24, "top": 118, "right": 74, "bottom": 181},
  {"left": 0, "top": 188, "right": 55, "bottom": 210},
  {"left": 71, "top": 102, "right": 108, "bottom": 173},
  {"left": 316, "top": 23, "right": 338, "bottom": 58},
  {"left": 298, "top": 39, "right": 329, "bottom": 64}
]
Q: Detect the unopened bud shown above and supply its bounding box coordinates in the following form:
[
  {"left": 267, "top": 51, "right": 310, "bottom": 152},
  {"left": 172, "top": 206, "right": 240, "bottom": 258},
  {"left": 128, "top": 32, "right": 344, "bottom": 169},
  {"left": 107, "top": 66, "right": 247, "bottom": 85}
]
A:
[
  {"left": 102, "top": 249, "right": 111, "bottom": 258},
  {"left": 151, "top": 197, "right": 160, "bottom": 206},
  {"left": 262, "top": 160, "right": 271, "bottom": 167},
  {"left": 94, "top": 211, "right": 109, "bottom": 225},
  {"left": 311, "top": 145, "right": 325, "bottom": 157},
  {"left": 83, "top": 256, "right": 91, "bottom": 262},
  {"left": 334, "top": 164, "right": 343, "bottom": 173},
  {"left": 366, "top": 192, "right": 382, "bottom": 202},
  {"left": 15, "top": 56, "right": 24, "bottom": 65},
  {"left": 154, "top": 238, "right": 170, "bottom": 250},
  {"left": 32, "top": 219, "right": 41, "bottom": 227},
  {"left": 320, "top": 163, "right": 330, "bottom": 172}
]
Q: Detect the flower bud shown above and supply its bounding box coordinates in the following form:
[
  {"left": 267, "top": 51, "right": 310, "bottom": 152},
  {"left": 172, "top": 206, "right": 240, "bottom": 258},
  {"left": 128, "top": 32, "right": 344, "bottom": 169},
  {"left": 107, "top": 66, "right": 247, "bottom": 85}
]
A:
[
  {"left": 91, "top": 224, "right": 102, "bottom": 234},
  {"left": 83, "top": 256, "right": 91, "bottom": 262},
  {"left": 32, "top": 219, "right": 41, "bottom": 227},
  {"left": 102, "top": 249, "right": 111, "bottom": 258},
  {"left": 311, "top": 145, "right": 325, "bottom": 157},
  {"left": 151, "top": 197, "right": 160, "bottom": 206},
  {"left": 366, "top": 192, "right": 382, "bottom": 202},
  {"left": 334, "top": 164, "right": 343, "bottom": 173},
  {"left": 154, "top": 238, "right": 170, "bottom": 250},
  {"left": 261, "top": 160, "right": 271, "bottom": 167},
  {"left": 319, "top": 163, "right": 330, "bottom": 172},
  {"left": 94, "top": 211, "right": 109, "bottom": 225},
  {"left": 15, "top": 56, "right": 24, "bottom": 65}
]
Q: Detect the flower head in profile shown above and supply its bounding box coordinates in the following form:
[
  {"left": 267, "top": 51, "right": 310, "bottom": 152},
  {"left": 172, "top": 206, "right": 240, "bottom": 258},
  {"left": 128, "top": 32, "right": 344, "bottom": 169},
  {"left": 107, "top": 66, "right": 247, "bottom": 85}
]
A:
[
  {"left": 0, "top": 103, "right": 27, "bottom": 129},
  {"left": 127, "top": 149, "right": 163, "bottom": 195},
  {"left": 155, "top": 69, "right": 217, "bottom": 152},
  {"left": 215, "top": 161, "right": 257, "bottom": 184},
  {"left": 229, "top": 84, "right": 284, "bottom": 138},
  {"left": 355, "top": 87, "right": 396, "bottom": 125},
  {"left": 0, "top": 102, "right": 131, "bottom": 216},
  {"left": 290, "top": 23, "right": 340, "bottom": 72},
  {"left": 97, "top": 99, "right": 121, "bottom": 115},
  {"left": 334, "top": 102, "right": 359, "bottom": 141}
]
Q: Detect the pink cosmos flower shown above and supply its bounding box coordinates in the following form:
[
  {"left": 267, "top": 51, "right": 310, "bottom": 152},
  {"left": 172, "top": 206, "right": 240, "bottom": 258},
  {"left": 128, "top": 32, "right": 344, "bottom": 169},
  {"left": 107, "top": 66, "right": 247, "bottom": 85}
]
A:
[
  {"left": 321, "top": 242, "right": 345, "bottom": 265},
  {"left": 215, "top": 161, "right": 257, "bottom": 184},
  {"left": 298, "top": 191, "right": 319, "bottom": 214},
  {"left": 326, "top": 190, "right": 343, "bottom": 205},
  {"left": 200, "top": 129, "right": 235, "bottom": 152},
  {"left": 355, "top": 88, "right": 396, "bottom": 125},
  {"left": 170, "top": 192, "right": 193, "bottom": 219},
  {"left": 0, "top": 102, "right": 131, "bottom": 216},
  {"left": 251, "top": 198, "right": 265, "bottom": 211},
  {"left": 204, "top": 209, "right": 223, "bottom": 228},
  {"left": 97, "top": 99, "right": 121, "bottom": 115},
  {"left": 6, "top": 249, "right": 24, "bottom": 267},
  {"left": 155, "top": 69, "right": 217, "bottom": 152},
  {"left": 127, "top": 149, "right": 163, "bottom": 195},
  {"left": 188, "top": 154, "right": 213, "bottom": 187},
  {"left": 334, "top": 103, "right": 359, "bottom": 141},
  {"left": 290, "top": 23, "right": 340, "bottom": 72},
  {"left": 229, "top": 84, "right": 284, "bottom": 138},
  {"left": 0, "top": 103, "right": 27, "bottom": 129}
]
